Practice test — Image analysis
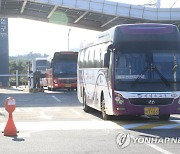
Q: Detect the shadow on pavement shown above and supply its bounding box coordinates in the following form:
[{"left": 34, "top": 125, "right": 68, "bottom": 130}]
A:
[
  {"left": 0, "top": 89, "right": 81, "bottom": 108},
  {"left": 12, "top": 136, "right": 25, "bottom": 142}
]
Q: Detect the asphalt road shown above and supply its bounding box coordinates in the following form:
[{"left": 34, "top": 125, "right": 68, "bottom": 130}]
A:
[{"left": 0, "top": 87, "right": 179, "bottom": 154}]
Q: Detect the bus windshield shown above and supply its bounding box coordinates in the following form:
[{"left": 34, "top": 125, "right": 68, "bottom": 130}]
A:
[
  {"left": 36, "top": 60, "right": 47, "bottom": 66},
  {"left": 53, "top": 61, "right": 77, "bottom": 78},
  {"left": 36, "top": 60, "right": 48, "bottom": 73},
  {"left": 115, "top": 51, "right": 180, "bottom": 91}
]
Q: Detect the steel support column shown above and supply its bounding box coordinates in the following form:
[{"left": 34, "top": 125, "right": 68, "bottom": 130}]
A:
[{"left": 0, "top": 18, "right": 9, "bottom": 86}]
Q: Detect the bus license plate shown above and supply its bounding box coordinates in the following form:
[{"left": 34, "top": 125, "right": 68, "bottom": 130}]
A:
[
  {"left": 65, "top": 84, "right": 71, "bottom": 87},
  {"left": 144, "top": 107, "right": 159, "bottom": 115}
]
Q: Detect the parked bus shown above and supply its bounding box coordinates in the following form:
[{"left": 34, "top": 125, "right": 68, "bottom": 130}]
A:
[
  {"left": 77, "top": 24, "right": 180, "bottom": 120},
  {"left": 46, "top": 51, "right": 78, "bottom": 91},
  {"left": 32, "top": 57, "right": 49, "bottom": 87}
]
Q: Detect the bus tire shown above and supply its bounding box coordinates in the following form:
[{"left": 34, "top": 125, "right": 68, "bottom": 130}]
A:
[
  {"left": 101, "top": 99, "right": 110, "bottom": 120},
  {"left": 83, "top": 92, "right": 90, "bottom": 112},
  {"left": 48, "top": 87, "right": 51, "bottom": 91},
  {"left": 159, "top": 114, "right": 170, "bottom": 121}
]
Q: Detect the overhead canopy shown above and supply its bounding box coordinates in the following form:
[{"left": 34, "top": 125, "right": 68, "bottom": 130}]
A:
[{"left": 1, "top": 0, "right": 180, "bottom": 31}]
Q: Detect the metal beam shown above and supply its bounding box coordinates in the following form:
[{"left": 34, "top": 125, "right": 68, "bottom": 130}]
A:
[
  {"left": 100, "top": 16, "right": 119, "bottom": 28},
  {"left": 20, "top": 0, "right": 28, "bottom": 14},
  {"left": 47, "top": 5, "right": 58, "bottom": 19},
  {"left": 74, "top": 11, "right": 88, "bottom": 24},
  {"left": 0, "top": 0, "right": 1, "bottom": 12}
]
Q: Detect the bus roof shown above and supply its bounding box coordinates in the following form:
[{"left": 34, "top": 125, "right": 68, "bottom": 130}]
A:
[
  {"left": 54, "top": 51, "right": 78, "bottom": 55},
  {"left": 47, "top": 51, "right": 78, "bottom": 62},
  {"left": 81, "top": 23, "right": 179, "bottom": 49}
]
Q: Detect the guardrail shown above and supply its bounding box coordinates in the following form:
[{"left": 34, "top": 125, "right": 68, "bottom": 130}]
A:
[{"left": 0, "top": 71, "right": 32, "bottom": 87}]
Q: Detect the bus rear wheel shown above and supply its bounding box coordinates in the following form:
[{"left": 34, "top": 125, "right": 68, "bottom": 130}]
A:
[
  {"left": 101, "top": 99, "right": 110, "bottom": 120},
  {"left": 83, "top": 92, "right": 90, "bottom": 112},
  {"left": 159, "top": 114, "right": 170, "bottom": 121}
]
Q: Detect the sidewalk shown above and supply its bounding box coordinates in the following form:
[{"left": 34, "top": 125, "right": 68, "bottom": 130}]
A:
[
  {"left": 11, "top": 86, "right": 26, "bottom": 91},
  {"left": 0, "top": 86, "right": 28, "bottom": 94},
  {"left": 0, "top": 86, "right": 44, "bottom": 93}
]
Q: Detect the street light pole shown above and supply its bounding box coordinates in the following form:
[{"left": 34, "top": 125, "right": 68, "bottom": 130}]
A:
[
  {"left": 68, "top": 29, "right": 71, "bottom": 51},
  {"left": 156, "top": 0, "right": 160, "bottom": 8}
]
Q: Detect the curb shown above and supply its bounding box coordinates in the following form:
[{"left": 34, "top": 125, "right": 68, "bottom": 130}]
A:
[{"left": 23, "top": 88, "right": 44, "bottom": 93}]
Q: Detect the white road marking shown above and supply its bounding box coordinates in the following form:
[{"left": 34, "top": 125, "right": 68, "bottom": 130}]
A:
[
  {"left": 15, "top": 108, "right": 21, "bottom": 112},
  {"left": 0, "top": 121, "right": 124, "bottom": 131},
  {"left": 0, "top": 109, "right": 6, "bottom": 113},
  {"left": 170, "top": 120, "right": 180, "bottom": 123},
  {"left": 51, "top": 96, "right": 61, "bottom": 103},
  {"left": 20, "top": 108, "right": 33, "bottom": 112},
  {"left": 38, "top": 111, "right": 52, "bottom": 120},
  {"left": 90, "top": 119, "right": 100, "bottom": 121},
  {"left": 146, "top": 143, "right": 173, "bottom": 154},
  {"left": 128, "top": 134, "right": 174, "bottom": 154},
  {"left": 19, "top": 130, "right": 38, "bottom": 138},
  {"left": 69, "top": 109, "right": 82, "bottom": 116}
]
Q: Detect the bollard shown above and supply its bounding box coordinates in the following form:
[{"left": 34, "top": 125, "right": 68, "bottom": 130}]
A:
[{"left": 4, "top": 97, "right": 17, "bottom": 136}]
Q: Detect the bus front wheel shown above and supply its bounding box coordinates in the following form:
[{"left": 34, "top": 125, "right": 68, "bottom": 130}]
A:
[
  {"left": 83, "top": 92, "right": 90, "bottom": 112},
  {"left": 48, "top": 87, "right": 51, "bottom": 91},
  {"left": 101, "top": 99, "right": 110, "bottom": 120}
]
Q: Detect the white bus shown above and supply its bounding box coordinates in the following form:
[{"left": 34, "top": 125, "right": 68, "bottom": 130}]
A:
[
  {"left": 77, "top": 24, "right": 180, "bottom": 120},
  {"left": 32, "top": 57, "right": 49, "bottom": 87}
]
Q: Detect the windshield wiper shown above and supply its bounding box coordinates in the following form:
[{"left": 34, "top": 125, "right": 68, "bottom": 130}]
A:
[
  {"left": 153, "top": 66, "right": 171, "bottom": 87},
  {"left": 131, "top": 65, "right": 171, "bottom": 87},
  {"left": 131, "top": 66, "right": 149, "bottom": 87}
]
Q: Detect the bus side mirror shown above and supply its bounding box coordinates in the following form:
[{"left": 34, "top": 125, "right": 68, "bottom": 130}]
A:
[{"left": 103, "top": 53, "right": 110, "bottom": 68}]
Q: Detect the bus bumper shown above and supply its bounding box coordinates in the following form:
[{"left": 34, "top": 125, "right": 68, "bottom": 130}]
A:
[
  {"left": 53, "top": 83, "right": 77, "bottom": 89},
  {"left": 113, "top": 98, "right": 180, "bottom": 115}
]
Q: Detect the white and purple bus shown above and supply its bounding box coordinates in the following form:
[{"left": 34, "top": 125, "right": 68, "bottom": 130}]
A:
[{"left": 77, "top": 24, "right": 180, "bottom": 120}]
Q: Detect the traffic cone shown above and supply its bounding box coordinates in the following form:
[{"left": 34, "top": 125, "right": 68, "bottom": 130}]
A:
[{"left": 4, "top": 113, "right": 17, "bottom": 136}]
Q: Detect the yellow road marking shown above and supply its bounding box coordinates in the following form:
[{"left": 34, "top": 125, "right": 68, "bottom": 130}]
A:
[{"left": 132, "top": 121, "right": 176, "bottom": 129}]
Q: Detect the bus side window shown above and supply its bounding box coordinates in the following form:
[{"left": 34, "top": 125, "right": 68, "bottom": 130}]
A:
[
  {"left": 94, "top": 48, "right": 101, "bottom": 68},
  {"left": 84, "top": 49, "right": 90, "bottom": 68},
  {"left": 50, "top": 61, "right": 54, "bottom": 68},
  {"left": 78, "top": 51, "right": 81, "bottom": 68},
  {"left": 79, "top": 51, "right": 84, "bottom": 68},
  {"left": 101, "top": 45, "right": 108, "bottom": 68},
  {"left": 47, "top": 61, "right": 50, "bottom": 69},
  {"left": 88, "top": 47, "right": 95, "bottom": 68},
  {"left": 100, "top": 49, "right": 104, "bottom": 68}
]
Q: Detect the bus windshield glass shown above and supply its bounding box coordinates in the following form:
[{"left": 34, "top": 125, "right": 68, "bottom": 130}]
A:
[
  {"left": 53, "top": 61, "right": 77, "bottom": 78},
  {"left": 36, "top": 60, "right": 48, "bottom": 73},
  {"left": 115, "top": 51, "right": 180, "bottom": 91}
]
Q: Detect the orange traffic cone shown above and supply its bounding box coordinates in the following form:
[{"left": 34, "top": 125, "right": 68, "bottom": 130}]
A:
[
  {"left": 4, "top": 113, "right": 17, "bottom": 136},
  {"left": 3, "top": 97, "right": 17, "bottom": 136}
]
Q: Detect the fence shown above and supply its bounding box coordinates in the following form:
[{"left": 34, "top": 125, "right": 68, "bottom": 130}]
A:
[{"left": 0, "top": 70, "right": 31, "bottom": 87}]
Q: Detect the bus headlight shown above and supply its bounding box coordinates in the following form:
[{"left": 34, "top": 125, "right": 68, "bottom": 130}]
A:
[
  {"left": 114, "top": 92, "right": 124, "bottom": 105},
  {"left": 54, "top": 79, "right": 58, "bottom": 84}
]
